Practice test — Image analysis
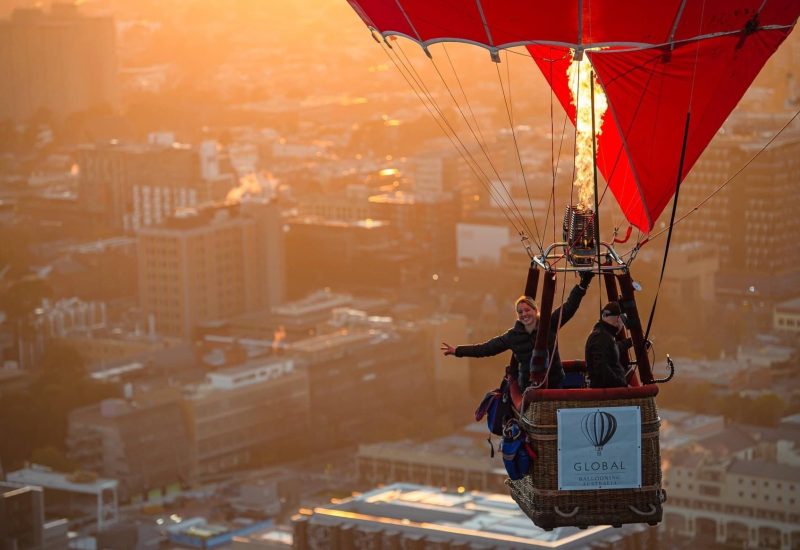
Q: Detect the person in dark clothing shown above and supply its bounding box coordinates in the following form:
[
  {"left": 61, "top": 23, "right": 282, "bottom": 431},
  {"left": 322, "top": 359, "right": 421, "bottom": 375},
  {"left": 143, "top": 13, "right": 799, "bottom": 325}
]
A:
[
  {"left": 585, "top": 301, "right": 632, "bottom": 388},
  {"left": 441, "top": 272, "right": 594, "bottom": 390}
]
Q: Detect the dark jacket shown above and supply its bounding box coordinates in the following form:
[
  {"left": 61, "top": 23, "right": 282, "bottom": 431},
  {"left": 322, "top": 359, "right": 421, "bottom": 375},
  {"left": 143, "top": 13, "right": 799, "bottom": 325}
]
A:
[
  {"left": 455, "top": 284, "right": 587, "bottom": 389},
  {"left": 585, "top": 320, "right": 631, "bottom": 388}
]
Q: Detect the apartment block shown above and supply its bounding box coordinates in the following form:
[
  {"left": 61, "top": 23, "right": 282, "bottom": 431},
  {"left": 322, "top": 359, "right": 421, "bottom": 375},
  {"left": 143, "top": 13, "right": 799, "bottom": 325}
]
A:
[
  {"left": 67, "top": 389, "right": 192, "bottom": 503},
  {"left": 137, "top": 201, "right": 284, "bottom": 339},
  {"left": 181, "top": 357, "right": 310, "bottom": 478}
]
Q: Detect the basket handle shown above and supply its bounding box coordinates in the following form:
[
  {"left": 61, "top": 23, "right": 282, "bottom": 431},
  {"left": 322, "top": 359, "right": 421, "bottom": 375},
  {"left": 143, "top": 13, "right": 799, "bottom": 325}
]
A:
[
  {"left": 628, "top": 504, "right": 657, "bottom": 516},
  {"left": 554, "top": 505, "right": 580, "bottom": 518}
]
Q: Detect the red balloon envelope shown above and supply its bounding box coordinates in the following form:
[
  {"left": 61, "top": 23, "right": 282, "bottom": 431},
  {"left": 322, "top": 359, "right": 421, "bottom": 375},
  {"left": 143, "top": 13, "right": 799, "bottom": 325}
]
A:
[{"left": 345, "top": 0, "right": 800, "bottom": 232}]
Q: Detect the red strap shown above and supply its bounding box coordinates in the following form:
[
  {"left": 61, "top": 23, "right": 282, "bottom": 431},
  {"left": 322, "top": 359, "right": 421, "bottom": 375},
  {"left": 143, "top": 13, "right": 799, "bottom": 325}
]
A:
[{"left": 614, "top": 226, "right": 633, "bottom": 244}]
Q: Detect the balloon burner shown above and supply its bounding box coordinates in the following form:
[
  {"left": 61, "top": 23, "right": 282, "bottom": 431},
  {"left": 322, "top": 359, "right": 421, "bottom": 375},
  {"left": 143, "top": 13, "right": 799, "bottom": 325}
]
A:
[{"left": 563, "top": 206, "right": 597, "bottom": 267}]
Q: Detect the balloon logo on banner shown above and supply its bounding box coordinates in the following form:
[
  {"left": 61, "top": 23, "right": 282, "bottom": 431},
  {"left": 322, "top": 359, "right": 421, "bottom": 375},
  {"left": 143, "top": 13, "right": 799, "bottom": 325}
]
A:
[{"left": 581, "top": 411, "right": 618, "bottom": 456}]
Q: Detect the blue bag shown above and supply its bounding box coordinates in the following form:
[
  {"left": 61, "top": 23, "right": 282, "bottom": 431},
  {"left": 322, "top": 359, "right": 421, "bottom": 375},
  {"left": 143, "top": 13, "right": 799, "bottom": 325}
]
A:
[
  {"left": 501, "top": 419, "right": 536, "bottom": 480},
  {"left": 474, "top": 376, "right": 512, "bottom": 437}
]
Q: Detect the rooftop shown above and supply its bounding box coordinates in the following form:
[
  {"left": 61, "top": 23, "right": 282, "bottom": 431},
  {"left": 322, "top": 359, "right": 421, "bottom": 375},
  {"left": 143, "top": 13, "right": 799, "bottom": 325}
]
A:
[
  {"left": 6, "top": 466, "right": 117, "bottom": 495},
  {"left": 775, "top": 296, "right": 800, "bottom": 314},
  {"left": 358, "top": 434, "right": 501, "bottom": 474},
  {"left": 728, "top": 459, "right": 800, "bottom": 483},
  {"left": 271, "top": 289, "right": 353, "bottom": 317},
  {"left": 695, "top": 425, "right": 759, "bottom": 456},
  {"left": 287, "top": 328, "right": 390, "bottom": 355},
  {"left": 305, "top": 483, "right": 644, "bottom": 549},
  {"left": 184, "top": 357, "right": 301, "bottom": 398}
]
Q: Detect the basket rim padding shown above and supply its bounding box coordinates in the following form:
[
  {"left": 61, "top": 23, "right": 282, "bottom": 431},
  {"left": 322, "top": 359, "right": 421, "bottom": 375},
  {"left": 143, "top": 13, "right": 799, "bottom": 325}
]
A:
[{"left": 522, "top": 383, "right": 658, "bottom": 408}]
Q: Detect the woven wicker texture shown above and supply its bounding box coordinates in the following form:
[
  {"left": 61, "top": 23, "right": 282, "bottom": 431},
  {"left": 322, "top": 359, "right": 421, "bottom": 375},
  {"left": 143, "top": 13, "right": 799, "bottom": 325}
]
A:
[{"left": 507, "top": 394, "right": 663, "bottom": 530}]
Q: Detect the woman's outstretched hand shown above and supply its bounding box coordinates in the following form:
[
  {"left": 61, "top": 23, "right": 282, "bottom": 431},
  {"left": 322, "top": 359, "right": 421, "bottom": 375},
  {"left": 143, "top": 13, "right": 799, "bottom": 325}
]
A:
[{"left": 440, "top": 342, "right": 456, "bottom": 356}]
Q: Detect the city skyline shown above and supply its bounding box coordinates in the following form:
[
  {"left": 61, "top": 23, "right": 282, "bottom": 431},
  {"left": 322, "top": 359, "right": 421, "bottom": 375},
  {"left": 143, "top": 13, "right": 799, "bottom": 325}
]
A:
[{"left": 0, "top": 2, "right": 799, "bottom": 549}]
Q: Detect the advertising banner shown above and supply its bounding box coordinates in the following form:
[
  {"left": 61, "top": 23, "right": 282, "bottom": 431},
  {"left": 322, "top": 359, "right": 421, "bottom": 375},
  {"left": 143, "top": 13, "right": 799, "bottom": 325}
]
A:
[{"left": 557, "top": 406, "right": 641, "bottom": 491}]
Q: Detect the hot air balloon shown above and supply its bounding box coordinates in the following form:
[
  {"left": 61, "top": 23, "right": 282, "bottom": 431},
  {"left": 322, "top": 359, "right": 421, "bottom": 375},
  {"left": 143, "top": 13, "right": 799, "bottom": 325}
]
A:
[
  {"left": 346, "top": 0, "right": 799, "bottom": 231},
  {"left": 344, "top": 0, "right": 799, "bottom": 531},
  {"left": 581, "top": 410, "right": 618, "bottom": 455}
]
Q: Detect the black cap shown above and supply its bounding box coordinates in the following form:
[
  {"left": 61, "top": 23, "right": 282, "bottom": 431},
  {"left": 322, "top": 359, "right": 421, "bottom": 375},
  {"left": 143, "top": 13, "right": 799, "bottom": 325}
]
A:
[{"left": 602, "top": 302, "right": 622, "bottom": 316}]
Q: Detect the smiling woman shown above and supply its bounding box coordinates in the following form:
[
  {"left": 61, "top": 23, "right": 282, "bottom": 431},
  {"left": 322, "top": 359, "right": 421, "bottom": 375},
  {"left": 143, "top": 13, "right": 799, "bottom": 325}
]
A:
[{"left": 441, "top": 271, "right": 593, "bottom": 391}]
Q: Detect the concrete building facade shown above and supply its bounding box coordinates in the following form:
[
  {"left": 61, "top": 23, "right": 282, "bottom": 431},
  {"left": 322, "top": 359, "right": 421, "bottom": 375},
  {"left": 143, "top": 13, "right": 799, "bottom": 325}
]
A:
[
  {"left": 77, "top": 140, "right": 234, "bottom": 233},
  {"left": 288, "top": 326, "right": 434, "bottom": 449},
  {"left": 0, "top": 5, "right": 117, "bottom": 121},
  {"left": 663, "top": 455, "right": 800, "bottom": 549},
  {"left": 137, "top": 201, "right": 284, "bottom": 339},
  {"left": 67, "top": 390, "right": 192, "bottom": 503},
  {"left": 678, "top": 118, "right": 800, "bottom": 306},
  {"left": 181, "top": 357, "right": 310, "bottom": 479}
]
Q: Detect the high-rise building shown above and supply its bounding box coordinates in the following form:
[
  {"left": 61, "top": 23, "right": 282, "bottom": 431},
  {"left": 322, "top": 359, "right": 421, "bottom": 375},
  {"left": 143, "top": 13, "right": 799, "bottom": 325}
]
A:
[
  {"left": 137, "top": 201, "right": 284, "bottom": 339},
  {"left": 284, "top": 216, "right": 401, "bottom": 299},
  {"left": 0, "top": 4, "right": 117, "bottom": 121},
  {"left": 677, "top": 115, "right": 800, "bottom": 307},
  {"left": 368, "top": 190, "right": 460, "bottom": 273},
  {"left": 77, "top": 139, "right": 235, "bottom": 233}
]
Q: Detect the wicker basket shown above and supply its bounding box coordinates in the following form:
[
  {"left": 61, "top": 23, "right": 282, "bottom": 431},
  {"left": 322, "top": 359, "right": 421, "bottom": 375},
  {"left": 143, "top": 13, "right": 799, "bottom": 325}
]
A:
[{"left": 506, "top": 385, "right": 664, "bottom": 530}]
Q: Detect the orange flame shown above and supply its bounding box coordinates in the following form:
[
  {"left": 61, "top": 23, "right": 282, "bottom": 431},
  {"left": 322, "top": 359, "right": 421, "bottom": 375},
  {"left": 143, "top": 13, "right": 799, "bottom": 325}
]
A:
[{"left": 568, "top": 53, "right": 608, "bottom": 210}]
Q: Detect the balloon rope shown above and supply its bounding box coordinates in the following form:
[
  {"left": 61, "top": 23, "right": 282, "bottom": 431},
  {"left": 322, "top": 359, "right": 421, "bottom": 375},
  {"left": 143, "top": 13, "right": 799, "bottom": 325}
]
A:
[
  {"left": 426, "top": 46, "right": 537, "bottom": 243},
  {"left": 647, "top": 108, "right": 800, "bottom": 242},
  {"left": 644, "top": 112, "right": 691, "bottom": 343},
  {"left": 442, "top": 45, "right": 490, "bottom": 155},
  {"left": 506, "top": 50, "right": 545, "bottom": 253},
  {"left": 378, "top": 41, "right": 527, "bottom": 239},
  {"left": 495, "top": 61, "right": 543, "bottom": 250},
  {"left": 381, "top": 43, "right": 524, "bottom": 240}
]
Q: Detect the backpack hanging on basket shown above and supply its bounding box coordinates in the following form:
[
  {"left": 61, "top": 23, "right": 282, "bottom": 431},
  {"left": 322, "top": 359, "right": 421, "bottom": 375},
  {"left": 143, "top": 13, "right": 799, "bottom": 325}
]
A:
[
  {"left": 475, "top": 375, "right": 514, "bottom": 437},
  {"left": 501, "top": 418, "right": 537, "bottom": 480}
]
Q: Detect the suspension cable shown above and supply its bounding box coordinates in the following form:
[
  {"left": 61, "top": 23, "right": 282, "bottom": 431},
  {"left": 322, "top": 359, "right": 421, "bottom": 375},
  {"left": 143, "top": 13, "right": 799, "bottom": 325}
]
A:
[
  {"left": 648, "top": 108, "right": 800, "bottom": 242},
  {"left": 423, "top": 45, "right": 537, "bottom": 241},
  {"left": 643, "top": 0, "right": 706, "bottom": 342},
  {"left": 378, "top": 41, "right": 528, "bottom": 239},
  {"left": 495, "top": 60, "right": 544, "bottom": 250}
]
